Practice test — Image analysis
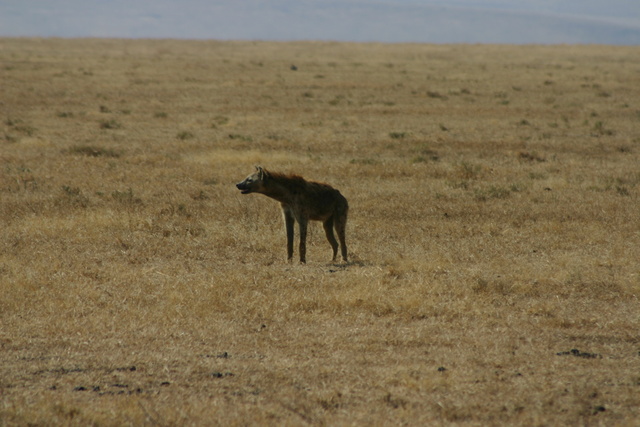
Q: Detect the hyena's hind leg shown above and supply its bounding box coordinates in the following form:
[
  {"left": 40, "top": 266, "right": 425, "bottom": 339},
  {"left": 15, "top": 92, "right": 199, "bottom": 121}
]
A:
[
  {"left": 282, "top": 206, "right": 295, "bottom": 261},
  {"left": 298, "top": 216, "right": 309, "bottom": 263},
  {"left": 334, "top": 209, "right": 348, "bottom": 262},
  {"left": 323, "top": 216, "right": 340, "bottom": 261}
]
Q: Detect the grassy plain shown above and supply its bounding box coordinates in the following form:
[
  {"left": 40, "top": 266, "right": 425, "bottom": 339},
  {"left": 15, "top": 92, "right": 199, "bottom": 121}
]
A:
[{"left": 1, "top": 38, "right": 639, "bottom": 425}]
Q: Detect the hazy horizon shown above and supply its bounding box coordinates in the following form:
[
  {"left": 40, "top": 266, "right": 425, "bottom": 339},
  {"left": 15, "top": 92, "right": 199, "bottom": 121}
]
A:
[{"left": 2, "top": 0, "right": 640, "bottom": 44}]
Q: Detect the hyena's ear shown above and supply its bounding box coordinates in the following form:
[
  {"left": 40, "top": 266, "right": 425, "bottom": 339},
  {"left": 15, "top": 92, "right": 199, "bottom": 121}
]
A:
[{"left": 255, "top": 165, "right": 266, "bottom": 180}]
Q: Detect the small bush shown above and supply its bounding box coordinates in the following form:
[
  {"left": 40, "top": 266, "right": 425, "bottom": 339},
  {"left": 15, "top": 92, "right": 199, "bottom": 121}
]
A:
[
  {"left": 227, "top": 134, "right": 252, "bottom": 142},
  {"left": 61, "top": 185, "right": 90, "bottom": 208},
  {"left": 213, "top": 116, "right": 229, "bottom": 125},
  {"left": 67, "top": 145, "right": 120, "bottom": 158},
  {"left": 616, "top": 186, "right": 630, "bottom": 196},
  {"left": 177, "top": 131, "right": 195, "bottom": 140},
  {"left": 518, "top": 151, "right": 545, "bottom": 162},
  {"left": 593, "top": 121, "right": 614, "bottom": 136},
  {"left": 99, "top": 119, "right": 121, "bottom": 129},
  {"left": 457, "top": 162, "right": 482, "bottom": 180},
  {"left": 427, "top": 91, "right": 445, "bottom": 99},
  {"left": 6, "top": 119, "right": 36, "bottom": 136},
  {"left": 389, "top": 132, "right": 407, "bottom": 139},
  {"left": 61, "top": 185, "right": 81, "bottom": 196},
  {"left": 112, "top": 188, "right": 142, "bottom": 205},
  {"left": 411, "top": 156, "right": 428, "bottom": 164},
  {"left": 474, "top": 185, "right": 512, "bottom": 201}
]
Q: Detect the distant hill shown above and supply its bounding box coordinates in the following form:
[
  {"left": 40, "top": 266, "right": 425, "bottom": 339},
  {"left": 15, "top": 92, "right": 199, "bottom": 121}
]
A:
[{"left": 2, "top": 0, "right": 640, "bottom": 44}]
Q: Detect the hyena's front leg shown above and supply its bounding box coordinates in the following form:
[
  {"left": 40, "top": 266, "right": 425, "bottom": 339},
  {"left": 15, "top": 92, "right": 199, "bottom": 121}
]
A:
[
  {"left": 282, "top": 207, "right": 295, "bottom": 261},
  {"left": 298, "top": 216, "right": 309, "bottom": 263}
]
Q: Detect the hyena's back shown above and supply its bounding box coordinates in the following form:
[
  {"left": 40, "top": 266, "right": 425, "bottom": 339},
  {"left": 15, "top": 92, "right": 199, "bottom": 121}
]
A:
[{"left": 293, "top": 179, "right": 348, "bottom": 221}]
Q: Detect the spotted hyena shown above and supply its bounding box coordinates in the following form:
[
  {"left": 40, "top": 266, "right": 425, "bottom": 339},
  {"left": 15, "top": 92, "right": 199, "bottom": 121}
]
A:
[{"left": 236, "top": 166, "right": 348, "bottom": 263}]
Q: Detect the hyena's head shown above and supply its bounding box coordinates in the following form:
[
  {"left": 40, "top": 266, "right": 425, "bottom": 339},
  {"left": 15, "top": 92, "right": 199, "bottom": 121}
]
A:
[{"left": 236, "top": 166, "right": 268, "bottom": 194}]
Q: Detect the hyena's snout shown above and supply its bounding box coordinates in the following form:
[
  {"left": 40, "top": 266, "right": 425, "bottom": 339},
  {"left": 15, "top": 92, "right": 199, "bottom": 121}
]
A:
[{"left": 236, "top": 180, "right": 252, "bottom": 194}]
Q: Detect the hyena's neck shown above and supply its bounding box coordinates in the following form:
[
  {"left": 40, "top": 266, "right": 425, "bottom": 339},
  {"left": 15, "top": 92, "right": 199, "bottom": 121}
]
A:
[{"left": 259, "top": 179, "right": 295, "bottom": 204}]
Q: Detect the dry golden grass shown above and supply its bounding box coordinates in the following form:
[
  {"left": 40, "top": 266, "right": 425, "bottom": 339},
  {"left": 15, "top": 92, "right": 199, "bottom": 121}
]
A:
[{"left": 1, "top": 38, "right": 639, "bottom": 425}]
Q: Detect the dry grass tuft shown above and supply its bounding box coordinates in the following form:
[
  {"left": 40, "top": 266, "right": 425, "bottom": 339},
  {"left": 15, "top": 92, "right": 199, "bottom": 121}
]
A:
[{"left": 1, "top": 38, "right": 639, "bottom": 425}]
